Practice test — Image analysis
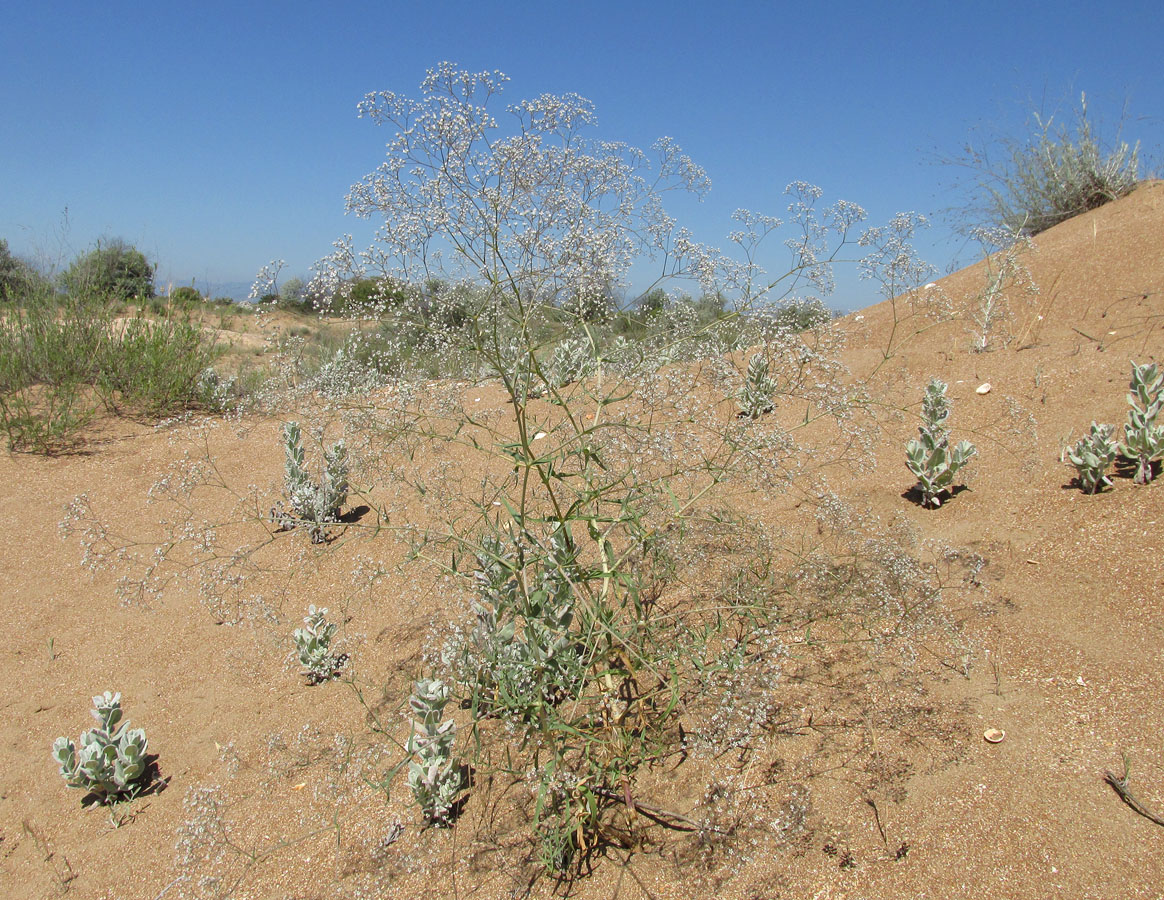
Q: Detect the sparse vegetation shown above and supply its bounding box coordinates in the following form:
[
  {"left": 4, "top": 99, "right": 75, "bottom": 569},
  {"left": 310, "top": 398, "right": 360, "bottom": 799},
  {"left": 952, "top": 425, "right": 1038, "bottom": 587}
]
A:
[
  {"left": 964, "top": 225, "right": 1039, "bottom": 352},
  {"left": 25, "top": 60, "right": 1164, "bottom": 900},
  {"left": 0, "top": 280, "right": 222, "bottom": 451}
]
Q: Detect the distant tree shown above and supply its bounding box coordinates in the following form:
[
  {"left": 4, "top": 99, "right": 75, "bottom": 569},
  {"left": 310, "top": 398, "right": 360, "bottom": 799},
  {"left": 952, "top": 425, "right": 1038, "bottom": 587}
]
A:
[
  {"left": 279, "top": 277, "right": 305, "bottom": 305},
  {"left": 0, "top": 238, "right": 31, "bottom": 301},
  {"left": 692, "top": 291, "right": 727, "bottom": 323},
  {"left": 61, "top": 239, "right": 155, "bottom": 302}
]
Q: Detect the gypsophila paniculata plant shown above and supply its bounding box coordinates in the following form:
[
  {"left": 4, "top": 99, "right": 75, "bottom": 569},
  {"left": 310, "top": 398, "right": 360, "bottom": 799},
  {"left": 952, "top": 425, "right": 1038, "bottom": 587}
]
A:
[
  {"left": 406, "top": 678, "right": 462, "bottom": 825},
  {"left": 905, "top": 378, "right": 977, "bottom": 508},
  {"left": 1067, "top": 422, "right": 1118, "bottom": 493},
  {"left": 293, "top": 605, "right": 344, "bottom": 682},
  {"left": 275, "top": 421, "right": 349, "bottom": 542},
  {"left": 273, "top": 61, "right": 951, "bottom": 875},
  {"left": 737, "top": 351, "right": 776, "bottom": 419},
  {"left": 52, "top": 692, "right": 151, "bottom": 804},
  {"left": 1120, "top": 361, "right": 1163, "bottom": 485}
]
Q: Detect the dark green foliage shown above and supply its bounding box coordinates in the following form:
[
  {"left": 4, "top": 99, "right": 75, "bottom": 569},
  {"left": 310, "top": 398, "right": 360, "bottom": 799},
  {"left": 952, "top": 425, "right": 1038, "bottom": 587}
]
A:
[
  {"left": 336, "top": 277, "right": 410, "bottom": 314},
  {"left": 60, "top": 239, "right": 155, "bottom": 302},
  {"left": 277, "top": 277, "right": 315, "bottom": 313},
  {"left": 636, "top": 287, "right": 668, "bottom": 315},
  {"left": 0, "top": 239, "right": 36, "bottom": 302},
  {"left": 771, "top": 297, "right": 832, "bottom": 332},
  {"left": 169, "top": 286, "right": 203, "bottom": 308}
]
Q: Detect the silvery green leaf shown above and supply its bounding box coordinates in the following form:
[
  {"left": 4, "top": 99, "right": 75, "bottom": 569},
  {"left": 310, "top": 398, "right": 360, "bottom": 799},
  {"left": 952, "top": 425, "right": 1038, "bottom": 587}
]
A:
[{"left": 52, "top": 737, "right": 76, "bottom": 771}]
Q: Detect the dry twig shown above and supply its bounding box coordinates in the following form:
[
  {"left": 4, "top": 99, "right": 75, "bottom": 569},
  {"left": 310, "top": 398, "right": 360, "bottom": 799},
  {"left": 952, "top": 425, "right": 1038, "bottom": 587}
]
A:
[{"left": 1104, "top": 756, "right": 1164, "bottom": 828}]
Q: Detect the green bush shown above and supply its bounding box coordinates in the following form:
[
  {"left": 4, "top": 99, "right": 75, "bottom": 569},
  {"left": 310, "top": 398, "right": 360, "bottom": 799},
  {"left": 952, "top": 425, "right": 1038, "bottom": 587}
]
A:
[
  {"left": 0, "top": 238, "right": 38, "bottom": 302},
  {"left": 335, "top": 276, "right": 410, "bottom": 314},
  {"left": 97, "top": 314, "right": 221, "bottom": 416},
  {"left": 0, "top": 290, "right": 222, "bottom": 451},
  {"left": 169, "top": 286, "right": 203, "bottom": 308},
  {"left": 60, "top": 239, "right": 155, "bottom": 302}
]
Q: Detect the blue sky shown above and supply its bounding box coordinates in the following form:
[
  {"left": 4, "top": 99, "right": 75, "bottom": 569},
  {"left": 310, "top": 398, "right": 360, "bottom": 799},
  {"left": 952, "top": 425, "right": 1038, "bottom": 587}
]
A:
[{"left": 3, "top": 1, "right": 1161, "bottom": 309}]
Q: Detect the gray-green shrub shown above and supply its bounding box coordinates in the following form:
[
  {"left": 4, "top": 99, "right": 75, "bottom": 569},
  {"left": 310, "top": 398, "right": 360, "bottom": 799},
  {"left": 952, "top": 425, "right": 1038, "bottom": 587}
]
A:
[
  {"left": 277, "top": 422, "right": 349, "bottom": 541},
  {"left": 737, "top": 351, "right": 776, "bottom": 419},
  {"left": 1067, "top": 422, "right": 1118, "bottom": 493},
  {"left": 406, "top": 679, "right": 462, "bottom": 825},
  {"left": 52, "top": 692, "right": 151, "bottom": 803},
  {"left": 905, "top": 378, "right": 977, "bottom": 508},
  {"left": 956, "top": 93, "right": 1142, "bottom": 237},
  {"left": 1121, "top": 361, "right": 1163, "bottom": 484},
  {"left": 293, "top": 605, "right": 343, "bottom": 682}
]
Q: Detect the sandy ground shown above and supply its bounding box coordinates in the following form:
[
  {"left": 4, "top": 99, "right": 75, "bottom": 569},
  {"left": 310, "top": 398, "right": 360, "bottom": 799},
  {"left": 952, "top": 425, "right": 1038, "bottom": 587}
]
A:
[{"left": 1, "top": 183, "right": 1162, "bottom": 899}]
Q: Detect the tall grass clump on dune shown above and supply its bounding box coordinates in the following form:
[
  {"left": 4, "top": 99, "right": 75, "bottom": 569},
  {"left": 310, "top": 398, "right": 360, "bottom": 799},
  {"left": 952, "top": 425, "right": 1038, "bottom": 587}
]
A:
[{"left": 954, "top": 92, "right": 1144, "bottom": 237}]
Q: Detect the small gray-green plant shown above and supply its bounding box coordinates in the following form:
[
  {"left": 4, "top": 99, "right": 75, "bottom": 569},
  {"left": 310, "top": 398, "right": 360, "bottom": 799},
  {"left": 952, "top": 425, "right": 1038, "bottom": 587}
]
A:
[
  {"left": 905, "top": 378, "right": 977, "bottom": 508},
  {"left": 737, "top": 351, "right": 776, "bottom": 419},
  {"left": 1066, "top": 422, "right": 1118, "bottom": 493},
  {"left": 539, "top": 336, "right": 597, "bottom": 395},
  {"left": 293, "top": 605, "right": 343, "bottom": 682},
  {"left": 276, "top": 421, "right": 349, "bottom": 542},
  {"left": 406, "top": 679, "right": 462, "bottom": 825},
  {"left": 1120, "top": 361, "right": 1164, "bottom": 485},
  {"left": 195, "top": 366, "right": 239, "bottom": 413},
  {"left": 52, "top": 692, "right": 151, "bottom": 804}
]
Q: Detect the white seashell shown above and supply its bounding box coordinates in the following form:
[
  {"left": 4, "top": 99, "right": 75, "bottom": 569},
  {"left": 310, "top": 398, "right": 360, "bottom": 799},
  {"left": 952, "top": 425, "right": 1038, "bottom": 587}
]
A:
[{"left": 976, "top": 383, "right": 991, "bottom": 394}]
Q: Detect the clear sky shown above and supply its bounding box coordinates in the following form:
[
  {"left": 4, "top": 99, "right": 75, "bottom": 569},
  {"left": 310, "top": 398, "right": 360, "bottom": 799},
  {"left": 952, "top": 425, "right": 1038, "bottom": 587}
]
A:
[{"left": 3, "top": 1, "right": 1161, "bottom": 309}]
